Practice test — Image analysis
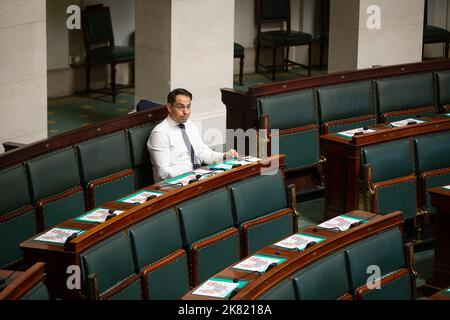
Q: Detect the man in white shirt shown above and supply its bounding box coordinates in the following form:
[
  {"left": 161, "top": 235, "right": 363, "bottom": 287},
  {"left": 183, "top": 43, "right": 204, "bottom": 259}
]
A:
[{"left": 147, "top": 88, "right": 239, "bottom": 182}]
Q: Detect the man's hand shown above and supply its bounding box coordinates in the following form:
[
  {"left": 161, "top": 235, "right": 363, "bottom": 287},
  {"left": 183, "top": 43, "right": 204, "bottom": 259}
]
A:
[{"left": 223, "top": 149, "right": 239, "bottom": 160}]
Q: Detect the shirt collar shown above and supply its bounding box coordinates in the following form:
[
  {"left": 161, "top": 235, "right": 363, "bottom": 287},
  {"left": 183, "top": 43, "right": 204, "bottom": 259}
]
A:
[{"left": 166, "top": 115, "right": 189, "bottom": 128}]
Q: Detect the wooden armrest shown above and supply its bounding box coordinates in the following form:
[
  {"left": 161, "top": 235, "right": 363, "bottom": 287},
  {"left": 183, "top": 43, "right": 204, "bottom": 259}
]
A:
[{"left": 2, "top": 142, "right": 27, "bottom": 152}]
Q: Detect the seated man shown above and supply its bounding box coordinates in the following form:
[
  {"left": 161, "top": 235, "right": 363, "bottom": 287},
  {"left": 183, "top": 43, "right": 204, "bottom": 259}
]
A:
[{"left": 148, "top": 88, "right": 238, "bottom": 182}]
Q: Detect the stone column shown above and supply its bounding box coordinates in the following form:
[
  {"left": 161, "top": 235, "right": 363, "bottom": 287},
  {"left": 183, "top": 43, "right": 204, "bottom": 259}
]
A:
[{"left": 328, "top": 0, "right": 425, "bottom": 73}]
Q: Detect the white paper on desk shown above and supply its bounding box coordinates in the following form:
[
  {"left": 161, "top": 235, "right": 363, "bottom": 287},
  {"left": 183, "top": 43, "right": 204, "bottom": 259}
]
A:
[
  {"left": 232, "top": 254, "right": 286, "bottom": 273},
  {"left": 213, "top": 163, "right": 233, "bottom": 170},
  {"left": 444, "top": 185, "right": 450, "bottom": 190},
  {"left": 192, "top": 278, "right": 240, "bottom": 299},
  {"left": 76, "top": 208, "right": 125, "bottom": 223},
  {"left": 34, "top": 228, "right": 83, "bottom": 244},
  {"left": 274, "top": 233, "right": 326, "bottom": 251},
  {"left": 241, "top": 156, "right": 261, "bottom": 163},
  {"left": 390, "top": 118, "right": 425, "bottom": 127},
  {"left": 120, "top": 191, "right": 163, "bottom": 204},
  {"left": 318, "top": 215, "right": 366, "bottom": 232},
  {"left": 337, "top": 128, "right": 376, "bottom": 138}
]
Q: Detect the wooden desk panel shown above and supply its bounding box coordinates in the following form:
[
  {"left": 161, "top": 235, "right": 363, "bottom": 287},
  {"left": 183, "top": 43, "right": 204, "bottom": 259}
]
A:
[
  {"left": 320, "top": 116, "right": 450, "bottom": 219},
  {"left": 0, "top": 262, "right": 45, "bottom": 300},
  {"left": 426, "top": 187, "right": 450, "bottom": 290},
  {"left": 19, "top": 155, "right": 286, "bottom": 299},
  {"left": 183, "top": 210, "right": 403, "bottom": 300}
]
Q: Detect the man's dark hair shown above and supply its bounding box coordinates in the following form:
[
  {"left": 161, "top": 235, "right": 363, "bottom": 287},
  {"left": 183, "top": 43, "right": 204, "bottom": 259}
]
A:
[{"left": 167, "top": 88, "right": 193, "bottom": 104}]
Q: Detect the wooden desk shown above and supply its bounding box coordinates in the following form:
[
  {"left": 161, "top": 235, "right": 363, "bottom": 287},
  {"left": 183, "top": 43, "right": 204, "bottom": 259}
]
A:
[
  {"left": 183, "top": 210, "right": 403, "bottom": 300},
  {"left": 19, "top": 155, "right": 285, "bottom": 299},
  {"left": 426, "top": 187, "right": 450, "bottom": 290},
  {"left": 320, "top": 116, "right": 450, "bottom": 219},
  {"left": 0, "top": 262, "right": 46, "bottom": 300}
]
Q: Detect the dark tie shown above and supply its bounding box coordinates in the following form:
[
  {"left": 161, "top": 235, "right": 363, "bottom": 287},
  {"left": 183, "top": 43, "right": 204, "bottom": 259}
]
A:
[{"left": 178, "top": 123, "right": 201, "bottom": 169}]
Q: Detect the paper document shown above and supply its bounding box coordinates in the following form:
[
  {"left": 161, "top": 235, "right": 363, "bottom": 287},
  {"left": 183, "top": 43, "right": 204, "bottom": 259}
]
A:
[
  {"left": 390, "top": 118, "right": 425, "bottom": 127},
  {"left": 75, "top": 208, "right": 125, "bottom": 223},
  {"left": 34, "top": 228, "right": 84, "bottom": 244},
  {"left": 337, "top": 127, "right": 376, "bottom": 138},
  {"left": 118, "top": 190, "right": 163, "bottom": 204},
  {"left": 444, "top": 185, "right": 450, "bottom": 190},
  {"left": 232, "top": 254, "right": 286, "bottom": 273},
  {"left": 274, "top": 233, "right": 326, "bottom": 251},
  {"left": 241, "top": 156, "right": 261, "bottom": 163},
  {"left": 318, "top": 214, "right": 367, "bottom": 232},
  {"left": 192, "top": 278, "right": 248, "bottom": 299},
  {"left": 211, "top": 163, "right": 233, "bottom": 170}
]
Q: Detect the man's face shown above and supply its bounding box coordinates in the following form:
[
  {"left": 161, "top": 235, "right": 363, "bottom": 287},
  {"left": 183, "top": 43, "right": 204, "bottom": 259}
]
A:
[{"left": 167, "top": 94, "right": 191, "bottom": 124}]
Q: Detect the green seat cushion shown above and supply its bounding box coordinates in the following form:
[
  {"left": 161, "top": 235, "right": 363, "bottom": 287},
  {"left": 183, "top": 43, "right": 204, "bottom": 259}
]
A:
[
  {"left": 194, "top": 231, "right": 240, "bottom": 284},
  {"left": 89, "top": 46, "right": 134, "bottom": 63},
  {"left": 147, "top": 254, "right": 190, "bottom": 300},
  {"left": 423, "top": 25, "right": 450, "bottom": 42},
  {"left": 108, "top": 280, "right": 142, "bottom": 300},
  {"left": 92, "top": 173, "right": 135, "bottom": 207},
  {"left": 258, "top": 90, "right": 316, "bottom": 129},
  {"left": 77, "top": 132, "right": 132, "bottom": 183},
  {"left": 377, "top": 180, "right": 417, "bottom": 220},
  {"left": 230, "top": 171, "right": 287, "bottom": 224},
  {"left": 80, "top": 232, "right": 136, "bottom": 295},
  {"left": 414, "top": 131, "right": 450, "bottom": 173},
  {"left": 0, "top": 165, "right": 30, "bottom": 216},
  {"left": 345, "top": 229, "right": 406, "bottom": 290},
  {"left": 129, "top": 209, "right": 183, "bottom": 270},
  {"left": 437, "top": 71, "right": 450, "bottom": 105},
  {"left": 294, "top": 252, "right": 349, "bottom": 300},
  {"left": 41, "top": 191, "right": 85, "bottom": 229},
  {"left": 260, "top": 280, "right": 296, "bottom": 300},
  {"left": 318, "top": 81, "right": 374, "bottom": 123},
  {"left": 260, "top": 30, "right": 312, "bottom": 45},
  {"left": 20, "top": 281, "right": 49, "bottom": 300},
  {"left": 244, "top": 210, "right": 293, "bottom": 255},
  {"left": 178, "top": 189, "right": 234, "bottom": 245},
  {"left": 26, "top": 148, "right": 81, "bottom": 202},
  {"left": 234, "top": 43, "right": 244, "bottom": 58},
  {"left": 376, "top": 74, "right": 435, "bottom": 113},
  {"left": 362, "top": 139, "right": 414, "bottom": 182},
  {"left": 0, "top": 208, "right": 35, "bottom": 268},
  {"left": 361, "top": 273, "right": 411, "bottom": 300}
]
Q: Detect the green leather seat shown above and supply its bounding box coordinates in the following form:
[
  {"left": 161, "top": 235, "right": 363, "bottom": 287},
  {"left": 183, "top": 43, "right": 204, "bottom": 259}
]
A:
[
  {"left": 234, "top": 42, "right": 245, "bottom": 85},
  {"left": 234, "top": 43, "right": 244, "bottom": 57},
  {"left": 129, "top": 209, "right": 189, "bottom": 300},
  {"left": 26, "top": 147, "right": 85, "bottom": 230},
  {"left": 413, "top": 131, "right": 450, "bottom": 212},
  {"left": 177, "top": 189, "right": 240, "bottom": 286},
  {"left": 293, "top": 252, "right": 351, "bottom": 300},
  {"left": 127, "top": 124, "right": 157, "bottom": 189},
  {"left": 424, "top": 25, "right": 450, "bottom": 42},
  {"left": 76, "top": 132, "right": 135, "bottom": 208},
  {"left": 317, "top": 81, "right": 377, "bottom": 134},
  {"left": 437, "top": 71, "right": 450, "bottom": 111},
  {"left": 80, "top": 232, "right": 142, "bottom": 300},
  {"left": 362, "top": 139, "right": 418, "bottom": 221},
  {"left": 345, "top": 229, "right": 412, "bottom": 300},
  {"left": 229, "top": 171, "right": 295, "bottom": 256},
  {"left": 20, "top": 281, "right": 50, "bottom": 300},
  {"left": 259, "top": 280, "right": 297, "bottom": 300},
  {"left": 0, "top": 165, "right": 36, "bottom": 268},
  {"left": 376, "top": 74, "right": 437, "bottom": 122},
  {"left": 88, "top": 46, "right": 134, "bottom": 64},
  {"left": 258, "top": 90, "right": 319, "bottom": 171}
]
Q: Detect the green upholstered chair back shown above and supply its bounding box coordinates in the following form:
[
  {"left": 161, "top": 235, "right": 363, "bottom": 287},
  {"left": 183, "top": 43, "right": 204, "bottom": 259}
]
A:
[
  {"left": 26, "top": 148, "right": 81, "bottom": 201},
  {"left": 317, "top": 81, "right": 376, "bottom": 131},
  {"left": 293, "top": 252, "right": 350, "bottom": 300},
  {"left": 20, "top": 281, "right": 50, "bottom": 300},
  {"left": 127, "top": 124, "right": 156, "bottom": 188},
  {"left": 259, "top": 280, "right": 297, "bottom": 300},
  {"left": 360, "top": 274, "right": 412, "bottom": 300},
  {"left": 414, "top": 131, "right": 450, "bottom": 173},
  {"left": 376, "top": 74, "right": 435, "bottom": 115},
  {"left": 129, "top": 209, "right": 183, "bottom": 270},
  {"left": 80, "top": 232, "right": 137, "bottom": 297},
  {"left": 259, "top": 0, "right": 290, "bottom": 22},
  {"left": 177, "top": 189, "right": 234, "bottom": 246},
  {"left": 76, "top": 132, "right": 132, "bottom": 183},
  {"left": 0, "top": 165, "right": 31, "bottom": 216},
  {"left": 82, "top": 6, "right": 114, "bottom": 46},
  {"left": 345, "top": 229, "right": 406, "bottom": 291},
  {"left": 258, "top": 90, "right": 316, "bottom": 130},
  {"left": 437, "top": 71, "right": 450, "bottom": 107},
  {"left": 362, "top": 139, "right": 414, "bottom": 183},
  {"left": 229, "top": 171, "right": 287, "bottom": 224}
]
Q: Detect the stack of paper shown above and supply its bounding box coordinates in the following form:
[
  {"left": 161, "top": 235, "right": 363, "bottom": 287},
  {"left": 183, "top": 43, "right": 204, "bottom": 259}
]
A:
[
  {"left": 444, "top": 185, "right": 450, "bottom": 191},
  {"left": 118, "top": 190, "right": 163, "bottom": 204},
  {"left": 232, "top": 254, "right": 286, "bottom": 273},
  {"left": 192, "top": 278, "right": 248, "bottom": 299},
  {"left": 75, "top": 208, "right": 125, "bottom": 223},
  {"left": 390, "top": 118, "right": 425, "bottom": 127},
  {"left": 317, "top": 215, "right": 367, "bottom": 232},
  {"left": 34, "top": 228, "right": 84, "bottom": 244},
  {"left": 337, "top": 127, "right": 376, "bottom": 138},
  {"left": 273, "top": 233, "right": 326, "bottom": 251}
]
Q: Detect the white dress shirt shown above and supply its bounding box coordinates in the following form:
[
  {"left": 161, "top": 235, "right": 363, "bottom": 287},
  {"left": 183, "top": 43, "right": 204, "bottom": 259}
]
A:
[{"left": 147, "top": 116, "right": 224, "bottom": 182}]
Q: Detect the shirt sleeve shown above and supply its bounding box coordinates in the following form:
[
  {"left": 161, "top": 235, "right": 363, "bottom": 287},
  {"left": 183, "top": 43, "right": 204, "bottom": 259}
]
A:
[
  {"left": 192, "top": 126, "right": 225, "bottom": 164},
  {"left": 147, "top": 131, "right": 187, "bottom": 181}
]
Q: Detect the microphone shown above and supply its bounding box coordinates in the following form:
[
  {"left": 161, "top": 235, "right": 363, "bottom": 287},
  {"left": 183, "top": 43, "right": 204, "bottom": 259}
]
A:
[
  {"left": 407, "top": 121, "right": 417, "bottom": 125},
  {"left": 313, "top": 226, "right": 341, "bottom": 233},
  {"left": 265, "top": 262, "right": 278, "bottom": 273},
  {"left": 64, "top": 222, "right": 99, "bottom": 248},
  {"left": 349, "top": 220, "right": 364, "bottom": 229},
  {"left": 232, "top": 270, "right": 261, "bottom": 283},
  {"left": 155, "top": 182, "right": 184, "bottom": 190},
  {"left": 188, "top": 174, "right": 204, "bottom": 184},
  {"left": 275, "top": 247, "right": 301, "bottom": 255}
]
